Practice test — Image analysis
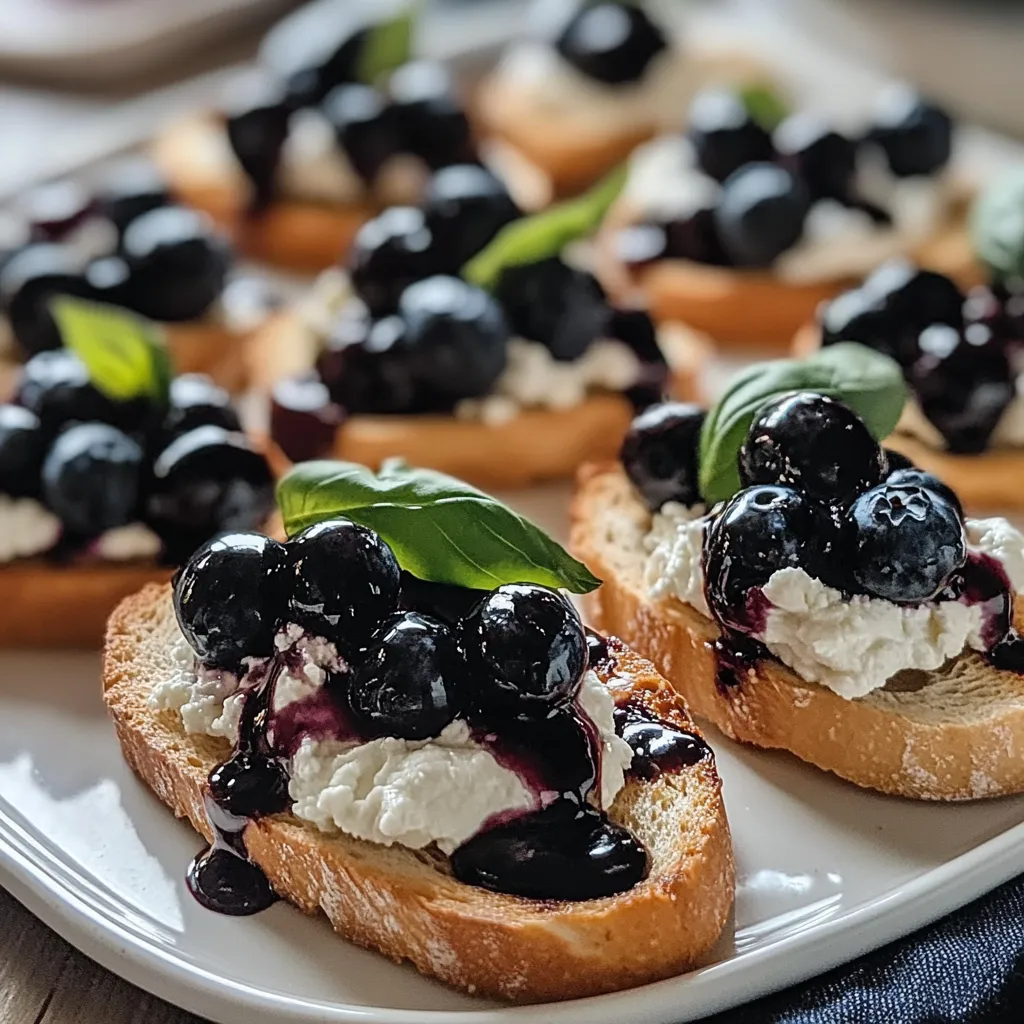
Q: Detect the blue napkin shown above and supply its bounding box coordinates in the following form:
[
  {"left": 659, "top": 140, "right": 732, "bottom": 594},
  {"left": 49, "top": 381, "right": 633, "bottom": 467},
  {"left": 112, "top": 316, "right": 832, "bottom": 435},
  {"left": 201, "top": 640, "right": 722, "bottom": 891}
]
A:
[{"left": 704, "top": 875, "right": 1024, "bottom": 1023}]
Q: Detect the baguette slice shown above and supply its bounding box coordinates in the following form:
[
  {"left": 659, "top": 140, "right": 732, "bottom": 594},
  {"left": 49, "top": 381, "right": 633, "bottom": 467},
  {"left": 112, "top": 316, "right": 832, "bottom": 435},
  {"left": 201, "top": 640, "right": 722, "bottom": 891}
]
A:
[
  {"left": 103, "top": 583, "right": 735, "bottom": 1003},
  {"left": 570, "top": 463, "right": 1024, "bottom": 801}
]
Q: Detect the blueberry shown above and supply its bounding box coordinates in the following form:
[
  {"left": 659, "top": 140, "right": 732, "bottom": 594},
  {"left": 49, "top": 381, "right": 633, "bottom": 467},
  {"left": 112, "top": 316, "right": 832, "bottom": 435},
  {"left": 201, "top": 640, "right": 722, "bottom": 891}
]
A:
[
  {"left": 95, "top": 158, "right": 172, "bottom": 235},
  {"left": 865, "top": 87, "right": 953, "bottom": 178},
  {"left": 555, "top": 1, "right": 667, "bottom": 85},
  {"left": 348, "top": 611, "right": 464, "bottom": 740},
  {"left": 400, "top": 275, "right": 509, "bottom": 406},
  {"left": 864, "top": 260, "right": 964, "bottom": 331},
  {"left": 120, "top": 206, "right": 232, "bottom": 322},
  {"left": 42, "top": 422, "right": 144, "bottom": 535},
  {"left": 494, "top": 257, "right": 608, "bottom": 361},
  {"left": 704, "top": 485, "right": 836, "bottom": 632},
  {"left": 223, "top": 74, "right": 291, "bottom": 211},
  {"left": 174, "top": 531, "right": 288, "bottom": 669},
  {"left": 84, "top": 255, "right": 133, "bottom": 307},
  {"left": 774, "top": 113, "right": 856, "bottom": 200},
  {"left": 163, "top": 374, "right": 242, "bottom": 438},
  {"left": 286, "top": 518, "right": 401, "bottom": 656},
  {"left": 0, "top": 243, "right": 91, "bottom": 357},
  {"left": 739, "top": 392, "right": 886, "bottom": 504},
  {"left": 819, "top": 287, "right": 900, "bottom": 360},
  {"left": 686, "top": 90, "right": 774, "bottom": 184},
  {"left": 662, "top": 207, "right": 732, "bottom": 266},
  {"left": 0, "top": 405, "right": 47, "bottom": 498},
  {"left": 462, "top": 584, "right": 587, "bottom": 716},
  {"left": 16, "top": 349, "right": 124, "bottom": 435},
  {"left": 146, "top": 425, "right": 275, "bottom": 564},
  {"left": 620, "top": 402, "right": 704, "bottom": 510},
  {"left": 714, "top": 163, "right": 810, "bottom": 268},
  {"left": 269, "top": 375, "right": 345, "bottom": 462},
  {"left": 322, "top": 83, "right": 401, "bottom": 183},
  {"left": 208, "top": 751, "right": 290, "bottom": 818},
  {"left": 843, "top": 483, "right": 966, "bottom": 602},
  {"left": 422, "top": 164, "right": 519, "bottom": 270},
  {"left": 887, "top": 467, "right": 963, "bottom": 520},
  {"left": 349, "top": 206, "right": 439, "bottom": 315},
  {"left": 388, "top": 61, "right": 475, "bottom": 169},
  {"left": 607, "top": 307, "right": 669, "bottom": 407}
]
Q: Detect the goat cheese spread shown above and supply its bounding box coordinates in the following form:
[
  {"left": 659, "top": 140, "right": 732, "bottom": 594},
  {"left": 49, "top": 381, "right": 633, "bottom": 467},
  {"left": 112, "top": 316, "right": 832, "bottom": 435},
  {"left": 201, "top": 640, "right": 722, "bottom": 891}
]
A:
[{"left": 0, "top": 496, "right": 61, "bottom": 562}]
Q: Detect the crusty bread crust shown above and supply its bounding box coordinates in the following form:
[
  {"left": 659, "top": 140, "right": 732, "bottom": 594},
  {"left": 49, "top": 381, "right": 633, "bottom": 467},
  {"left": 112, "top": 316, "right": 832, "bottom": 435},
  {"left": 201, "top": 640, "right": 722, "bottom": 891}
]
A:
[
  {"left": 250, "top": 311, "right": 708, "bottom": 488},
  {"left": 570, "top": 463, "right": 1024, "bottom": 800},
  {"left": 103, "top": 583, "right": 735, "bottom": 1002},
  {"left": 793, "top": 323, "right": 1024, "bottom": 510},
  {"left": 153, "top": 115, "right": 374, "bottom": 272}
]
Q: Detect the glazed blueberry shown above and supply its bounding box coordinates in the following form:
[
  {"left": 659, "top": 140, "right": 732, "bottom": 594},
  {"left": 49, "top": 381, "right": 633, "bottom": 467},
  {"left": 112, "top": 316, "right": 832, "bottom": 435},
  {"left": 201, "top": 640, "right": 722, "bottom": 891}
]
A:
[
  {"left": 704, "top": 485, "right": 835, "bottom": 633},
  {"left": 322, "top": 83, "right": 401, "bottom": 183},
  {"left": 16, "top": 349, "right": 122, "bottom": 434},
  {"left": 397, "top": 571, "right": 485, "bottom": 625},
  {"left": 887, "top": 467, "right": 963, "bottom": 521},
  {"left": 120, "top": 207, "right": 232, "bottom": 322},
  {"left": 349, "top": 207, "right": 438, "bottom": 315},
  {"left": 269, "top": 375, "right": 345, "bottom": 462},
  {"left": 84, "top": 255, "right": 132, "bottom": 307},
  {"left": 620, "top": 402, "right": 705, "bottom": 510},
  {"left": 286, "top": 518, "right": 401, "bottom": 656},
  {"left": 463, "top": 584, "right": 587, "bottom": 716},
  {"left": 739, "top": 392, "right": 886, "bottom": 504},
  {"left": 21, "top": 180, "right": 95, "bottom": 242},
  {"left": 41, "top": 422, "right": 144, "bottom": 535},
  {"left": 349, "top": 611, "right": 464, "bottom": 740},
  {"left": 714, "top": 163, "right": 811, "bottom": 268},
  {"left": 819, "top": 287, "right": 899, "bottom": 360},
  {"left": 208, "top": 752, "right": 290, "bottom": 819},
  {"left": 865, "top": 87, "right": 953, "bottom": 178},
  {"left": 865, "top": 261, "right": 964, "bottom": 331},
  {"left": 494, "top": 257, "right": 608, "bottom": 361},
  {"left": 146, "top": 426, "right": 275, "bottom": 564},
  {"left": 400, "top": 275, "right": 509, "bottom": 407},
  {"left": 389, "top": 61, "right": 475, "bottom": 169},
  {"left": 0, "top": 243, "right": 91, "bottom": 356},
  {"left": 615, "top": 210, "right": 729, "bottom": 269},
  {"left": 0, "top": 405, "right": 46, "bottom": 498},
  {"left": 422, "top": 164, "right": 519, "bottom": 269},
  {"left": 95, "top": 158, "right": 172, "bottom": 235},
  {"left": 686, "top": 90, "right": 774, "bottom": 184},
  {"left": 607, "top": 307, "right": 669, "bottom": 407},
  {"left": 843, "top": 483, "right": 966, "bottom": 602},
  {"left": 174, "top": 532, "right": 288, "bottom": 668},
  {"left": 163, "top": 374, "right": 242, "bottom": 438},
  {"left": 555, "top": 1, "right": 667, "bottom": 85},
  {"left": 774, "top": 113, "right": 857, "bottom": 200},
  {"left": 223, "top": 74, "right": 292, "bottom": 211}
]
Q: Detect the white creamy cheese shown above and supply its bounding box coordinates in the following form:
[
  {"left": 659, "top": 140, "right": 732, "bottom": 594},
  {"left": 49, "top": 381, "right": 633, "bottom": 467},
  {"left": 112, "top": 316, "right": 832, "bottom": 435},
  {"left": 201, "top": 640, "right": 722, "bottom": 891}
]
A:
[
  {"left": 0, "top": 497, "right": 61, "bottom": 562},
  {"left": 277, "top": 108, "right": 365, "bottom": 205},
  {"left": 643, "top": 510, "right": 1024, "bottom": 700},
  {"left": 93, "top": 523, "right": 162, "bottom": 561},
  {"left": 577, "top": 669, "right": 636, "bottom": 810}
]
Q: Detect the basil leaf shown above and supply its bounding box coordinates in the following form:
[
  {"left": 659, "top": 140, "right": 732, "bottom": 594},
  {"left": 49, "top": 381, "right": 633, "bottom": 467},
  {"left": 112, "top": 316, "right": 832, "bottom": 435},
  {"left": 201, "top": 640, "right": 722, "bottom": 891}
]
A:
[
  {"left": 49, "top": 296, "right": 173, "bottom": 404},
  {"left": 356, "top": 5, "right": 416, "bottom": 85},
  {"left": 463, "top": 163, "right": 628, "bottom": 291},
  {"left": 698, "top": 342, "right": 907, "bottom": 505},
  {"left": 740, "top": 83, "right": 790, "bottom": 131},
  {"left": 970, "top": 169, "right": 1024, "bottom": 282},
  {"left": 277, "top": 458, "right": 602, "bottom": 594}
]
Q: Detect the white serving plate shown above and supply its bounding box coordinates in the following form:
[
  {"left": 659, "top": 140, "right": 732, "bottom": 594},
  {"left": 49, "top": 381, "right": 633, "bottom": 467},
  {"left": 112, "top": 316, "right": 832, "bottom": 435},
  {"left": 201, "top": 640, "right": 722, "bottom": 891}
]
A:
[{"left": 0, "top": 482, "right": 1022, "bottom": 1024}]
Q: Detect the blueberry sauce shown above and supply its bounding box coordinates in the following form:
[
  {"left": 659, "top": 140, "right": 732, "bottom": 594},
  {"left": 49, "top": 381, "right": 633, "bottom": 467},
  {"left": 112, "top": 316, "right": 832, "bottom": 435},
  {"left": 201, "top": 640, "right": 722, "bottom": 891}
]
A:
[{"left": 614, "top": 699, "right": 710, "bottom": 779}]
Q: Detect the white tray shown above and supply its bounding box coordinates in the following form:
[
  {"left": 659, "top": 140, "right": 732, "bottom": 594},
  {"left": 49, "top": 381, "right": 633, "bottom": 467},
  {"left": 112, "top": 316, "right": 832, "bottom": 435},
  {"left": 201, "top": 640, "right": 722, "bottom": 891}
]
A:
[{"left": 1, "top": 483, "right": 1022, "bottom": 1024}]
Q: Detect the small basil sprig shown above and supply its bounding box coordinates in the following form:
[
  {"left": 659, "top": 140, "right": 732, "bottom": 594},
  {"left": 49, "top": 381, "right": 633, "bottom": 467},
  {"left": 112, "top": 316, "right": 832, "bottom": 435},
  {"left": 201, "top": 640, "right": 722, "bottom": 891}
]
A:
[
  {"left": 49, "top": 296, "right": 172, "bottom": 405},
  {"left": 970, "top": 169, "right": 1024, "bottom": 283},
  {"left": 698, "top": 342, "right": 907, "bottom": 505},
  {"left": 740, "top": 83, "right": 790, "bottom": 131},
  {"left": 356, "top": 5, "right": 417, "bottom": 85},
  {"left": 277, "top": 458, "right": 602, "bottom": 594},
  {"left": 462, "top": 163, "right": 628, "bottom": 291}
]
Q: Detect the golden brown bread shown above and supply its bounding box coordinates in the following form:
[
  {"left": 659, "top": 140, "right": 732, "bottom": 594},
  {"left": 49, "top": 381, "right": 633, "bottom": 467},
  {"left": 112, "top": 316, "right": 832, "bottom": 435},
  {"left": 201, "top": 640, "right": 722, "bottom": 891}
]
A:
[
  {"left": 570, "top": 463, "right": 1024, "bottom": 800},
  {"left": 103, "top": 583, "right": 735, "bottom": 1003}
]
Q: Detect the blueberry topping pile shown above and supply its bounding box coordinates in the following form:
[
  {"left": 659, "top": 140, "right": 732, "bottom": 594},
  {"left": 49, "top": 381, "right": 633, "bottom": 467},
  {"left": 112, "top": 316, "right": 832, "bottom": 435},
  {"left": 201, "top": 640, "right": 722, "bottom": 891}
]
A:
[
  {"left": 175, "top": 519, "right": 672, "bottom": 905},
  {"left": 621, "top": 401, "right": 705, "bottom": 510},
  {"left": 1, "top": 170, "right": 233, "bottom": 357},
  {"left": 0, "top": 353, "right": 271, "bottom": 563},
  {"left": 617, "top": 86, "right": 954, "bottom": 272},
  {"left": 554, "top": 1, "right": 668, "bottom": 85},
  {"left": 820, "top": 261, "right": 1024, "bottom": 453}
]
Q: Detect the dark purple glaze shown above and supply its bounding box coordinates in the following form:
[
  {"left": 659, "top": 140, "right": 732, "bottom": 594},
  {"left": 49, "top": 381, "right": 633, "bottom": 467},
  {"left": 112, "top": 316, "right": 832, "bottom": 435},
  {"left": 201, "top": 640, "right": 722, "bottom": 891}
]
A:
[
  {"left": 712, "top": 632, "right": 771, "bottom": 693},
  {"left": 614, "top": 699, "right": 710, "bottom": 780},
  {"left": 269, "top": 376, "right": 345, "bottom": 463},
  {"left": 268, "top": 675, "right": 359, "bottom": 757}
]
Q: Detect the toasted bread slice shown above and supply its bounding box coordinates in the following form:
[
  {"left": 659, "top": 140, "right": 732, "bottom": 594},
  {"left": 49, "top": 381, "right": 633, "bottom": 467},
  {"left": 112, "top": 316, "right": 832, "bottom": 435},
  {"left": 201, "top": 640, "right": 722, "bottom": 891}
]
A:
[
  {"left": 570, "top": 463, "right": 1024, "bottom": 800},
  {"left": 251, "top": 310, "right": 709, "bottom": 488},
  {"left": 153, "top": 115, "right": 375, "bottom": 273},
  {"left": 792, "top": 323, "right": 1024, "bottom": 509},
  {"left": 103, "top": 583, "right": 735, "bottom": 1003}
]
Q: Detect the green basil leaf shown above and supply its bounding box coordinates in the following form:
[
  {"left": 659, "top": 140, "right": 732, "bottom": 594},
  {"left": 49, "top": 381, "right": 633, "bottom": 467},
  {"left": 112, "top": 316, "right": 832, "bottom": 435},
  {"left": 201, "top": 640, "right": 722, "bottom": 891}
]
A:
[
  {"left": 277, "top": 458, "right": 602, "bottom": 594},
  {"left": 698, "top": 342, "right": 907, "bottom": 505},
  {"left": 462, "top": 163, "right": 628, "bottom": 291},
  {"left": 970, "top": 169, "right": 1024, "bottom": 282},
  {"left": 740, "top": 83, "right": 790, "bottom": 131},
  {"left": 49, "top": 296, "right": 173, "bottom": 404},
  {"left": 356, "top": 5, "right": 416, "bottom": 85}
]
